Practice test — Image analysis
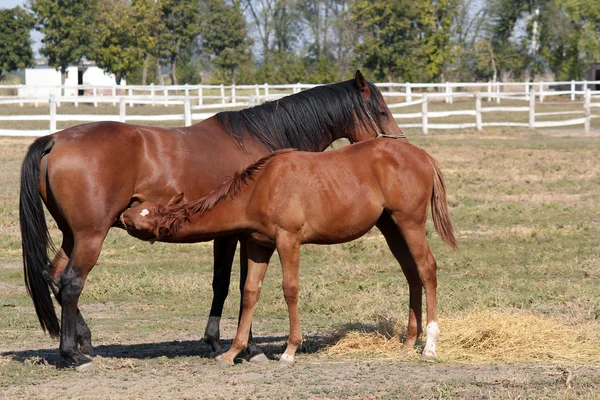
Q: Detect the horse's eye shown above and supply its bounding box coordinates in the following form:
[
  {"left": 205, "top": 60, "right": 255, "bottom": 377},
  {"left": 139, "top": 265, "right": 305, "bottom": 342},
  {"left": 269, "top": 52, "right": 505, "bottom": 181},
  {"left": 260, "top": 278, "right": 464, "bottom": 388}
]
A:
[{"left": 380, "top": 111, "right": 387, "bottom": 117}]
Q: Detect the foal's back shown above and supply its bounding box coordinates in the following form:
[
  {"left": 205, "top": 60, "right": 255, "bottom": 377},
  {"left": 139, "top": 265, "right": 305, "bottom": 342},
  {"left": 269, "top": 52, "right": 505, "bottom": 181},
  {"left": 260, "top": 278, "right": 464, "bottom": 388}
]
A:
[{"left": 246, "top": 138, "right": 435, "bottom": 244}]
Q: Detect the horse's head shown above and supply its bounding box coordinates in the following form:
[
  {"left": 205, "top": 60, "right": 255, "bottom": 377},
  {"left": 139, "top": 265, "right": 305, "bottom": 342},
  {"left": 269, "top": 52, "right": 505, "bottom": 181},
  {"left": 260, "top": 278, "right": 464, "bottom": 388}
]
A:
[{"left": 350, "top": 70, "right": 406, "bottom": 143}]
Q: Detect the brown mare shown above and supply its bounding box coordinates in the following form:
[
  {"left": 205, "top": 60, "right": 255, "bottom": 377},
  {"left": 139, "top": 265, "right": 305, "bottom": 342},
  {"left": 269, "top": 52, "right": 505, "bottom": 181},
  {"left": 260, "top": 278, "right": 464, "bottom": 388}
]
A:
[
  {"left": 19, "top": 71, "right": 404, "bottom": 368},
  {"left": 122, "top": 138, "right": 458, "bottom": 366}
]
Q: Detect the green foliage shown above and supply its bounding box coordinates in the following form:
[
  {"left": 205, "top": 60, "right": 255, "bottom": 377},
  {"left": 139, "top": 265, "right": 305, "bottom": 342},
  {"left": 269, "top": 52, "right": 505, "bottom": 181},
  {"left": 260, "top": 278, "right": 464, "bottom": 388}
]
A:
[
  {"left": 29, "top": 0, "right": 95, "bottom": 79},
  {"left": 201, "top": 0, "right": 252, "bottom": 84},
  {"left": 0, "top": 7, "right": 34, "bottom": 79},
  {"left": 350, "top": 0, "right": 459, "bottom": 82},
  {"left": 90, "top": 0, "right": 157, "bottom": 84},
  {"left": 155, "top": 0, "right": 200, "bottom": 85}
]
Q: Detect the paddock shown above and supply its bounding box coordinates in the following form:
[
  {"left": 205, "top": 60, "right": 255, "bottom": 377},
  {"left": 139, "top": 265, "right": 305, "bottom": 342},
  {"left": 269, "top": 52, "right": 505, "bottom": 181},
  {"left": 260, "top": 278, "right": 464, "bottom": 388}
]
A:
[{"left": 0, "top": 131, "right": 599, "bottom": 398}]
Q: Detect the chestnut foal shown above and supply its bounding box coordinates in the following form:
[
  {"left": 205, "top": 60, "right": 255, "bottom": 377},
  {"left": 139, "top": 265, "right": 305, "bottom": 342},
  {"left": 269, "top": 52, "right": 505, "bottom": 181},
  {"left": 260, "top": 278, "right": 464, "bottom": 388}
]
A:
[{"left": 122, "top": 138, "right": 458, "bottom": 366}]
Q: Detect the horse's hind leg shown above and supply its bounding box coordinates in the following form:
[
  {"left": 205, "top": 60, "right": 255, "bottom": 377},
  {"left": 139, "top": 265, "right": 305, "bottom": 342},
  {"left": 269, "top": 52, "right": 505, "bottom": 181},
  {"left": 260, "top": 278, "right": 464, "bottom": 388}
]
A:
[
  {"left": 204, "top": 236, "right": 237, "bottom": 355},
  {"left": 48, "top": 234, "right": 93, "bottom": 355},
  {"left": 389, "top": 212, "right": 440, "bottom": 359},
  {"left": 376, "top": 212, "right": 423, "bottom": 349},
  {"left": 58, "top": 230, "right": 107, "bottom": 368}
]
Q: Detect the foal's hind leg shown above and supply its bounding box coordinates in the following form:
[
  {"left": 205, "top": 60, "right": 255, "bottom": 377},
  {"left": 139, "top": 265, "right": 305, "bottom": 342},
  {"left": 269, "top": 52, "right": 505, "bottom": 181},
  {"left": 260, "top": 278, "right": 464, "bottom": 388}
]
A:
[
  {"left": 390, "top": 212, "right": 440, "bottom": 359},
  {"left": 376, "top": 212, "right": 423, "bottom": 350},
  {"left": 48, "top": 236, "right": 94, "bottom": 356}
]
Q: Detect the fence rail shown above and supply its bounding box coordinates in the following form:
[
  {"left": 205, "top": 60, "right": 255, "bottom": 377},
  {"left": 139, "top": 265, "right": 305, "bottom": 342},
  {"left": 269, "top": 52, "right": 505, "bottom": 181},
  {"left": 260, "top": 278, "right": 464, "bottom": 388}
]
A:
[{"left": 1, "top": 82, "right": 599, "bottom": 137}]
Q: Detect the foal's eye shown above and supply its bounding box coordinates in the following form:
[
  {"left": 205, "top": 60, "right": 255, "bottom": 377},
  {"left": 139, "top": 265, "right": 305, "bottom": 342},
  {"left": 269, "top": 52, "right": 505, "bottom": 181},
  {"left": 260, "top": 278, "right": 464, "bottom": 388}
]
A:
[{"left": 379, "top": 111, "right": 388, "bottom": 117}]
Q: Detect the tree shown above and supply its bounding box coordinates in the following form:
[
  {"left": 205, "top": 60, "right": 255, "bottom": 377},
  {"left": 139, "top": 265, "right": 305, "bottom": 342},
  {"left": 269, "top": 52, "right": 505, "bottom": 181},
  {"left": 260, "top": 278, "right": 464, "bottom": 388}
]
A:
[
  {"left": 29, "top": 0, "right": 95, "bottom": 84},
  {"left": 155, "top": 0, "right": 200, "bottom": 85},
  {"left": 201, "top": 0, "right": 253, "bottom": 84},
  {"left": 0, "top": 7, "right": 35, "bottom": 80},
  {"left": 350, "top": 0, "right": 455, "bottom": 82},
  {"left": 90, "top": 0, "right": 157, "bottom": 84}
]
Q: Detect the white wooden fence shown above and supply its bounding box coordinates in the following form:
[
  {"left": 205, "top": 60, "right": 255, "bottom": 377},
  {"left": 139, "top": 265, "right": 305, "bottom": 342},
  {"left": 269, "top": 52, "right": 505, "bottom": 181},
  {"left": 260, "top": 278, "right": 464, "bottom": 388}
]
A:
[{"left": 1, "top": 81, "right": 599, "bottom": 137}]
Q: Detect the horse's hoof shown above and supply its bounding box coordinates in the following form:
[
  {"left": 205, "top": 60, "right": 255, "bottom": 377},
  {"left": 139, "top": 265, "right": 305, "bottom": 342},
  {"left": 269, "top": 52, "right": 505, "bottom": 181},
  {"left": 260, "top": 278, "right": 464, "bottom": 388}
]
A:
[
  {"left": 216, "top": 359, "right": 234, "bottom": 368},
  {"left": 421, "top": 349, "right": 437, "bottom": 360},
  {"left": 79, "top": 344, "right": 94, "bottom": 356},
  {"left": 278, "top": 354, "right": 294, "bottom": 367},
  {"left": 75, "top": 361, "right": 95, "bottom": 372},
  {"left": 249, "top": 353, "right": 269, "bottom": 363}
]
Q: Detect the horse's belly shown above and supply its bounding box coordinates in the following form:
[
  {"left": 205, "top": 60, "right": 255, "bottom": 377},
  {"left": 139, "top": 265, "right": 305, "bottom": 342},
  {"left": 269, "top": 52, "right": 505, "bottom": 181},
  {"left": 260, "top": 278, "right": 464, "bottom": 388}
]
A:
[{"left": 302, "top": 205, "right": 381, "bottom": 245}]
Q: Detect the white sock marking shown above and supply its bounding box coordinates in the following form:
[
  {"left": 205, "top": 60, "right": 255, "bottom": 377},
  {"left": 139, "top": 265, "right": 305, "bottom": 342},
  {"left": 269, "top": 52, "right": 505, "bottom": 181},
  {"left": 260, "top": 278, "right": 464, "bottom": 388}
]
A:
[{"left": 423, "top": 321, "right": 440, "bottom": 356}]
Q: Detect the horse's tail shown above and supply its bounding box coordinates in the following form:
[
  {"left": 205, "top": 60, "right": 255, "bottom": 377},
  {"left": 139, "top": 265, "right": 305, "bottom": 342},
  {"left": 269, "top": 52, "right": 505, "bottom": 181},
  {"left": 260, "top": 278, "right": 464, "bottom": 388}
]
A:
[
  {"left": 424, "top": 152, "right": 458, "bottom": 250},
  {"left": 19, "top": 134, "right": 60, "bottom": 338}
]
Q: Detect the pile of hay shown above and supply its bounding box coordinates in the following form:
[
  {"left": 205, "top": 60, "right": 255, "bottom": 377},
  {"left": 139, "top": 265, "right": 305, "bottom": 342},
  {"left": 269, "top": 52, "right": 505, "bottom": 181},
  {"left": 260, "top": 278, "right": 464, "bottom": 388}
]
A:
[{"left": 324, "top": 310, "right": 600, "bottom": 364}]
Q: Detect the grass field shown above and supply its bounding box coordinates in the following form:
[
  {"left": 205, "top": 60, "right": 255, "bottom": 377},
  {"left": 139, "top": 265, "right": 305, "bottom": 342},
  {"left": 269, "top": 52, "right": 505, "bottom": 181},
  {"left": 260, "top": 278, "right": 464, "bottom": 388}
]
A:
[{"left": 0, "top": 131, "right": 599, "bottom": 399}]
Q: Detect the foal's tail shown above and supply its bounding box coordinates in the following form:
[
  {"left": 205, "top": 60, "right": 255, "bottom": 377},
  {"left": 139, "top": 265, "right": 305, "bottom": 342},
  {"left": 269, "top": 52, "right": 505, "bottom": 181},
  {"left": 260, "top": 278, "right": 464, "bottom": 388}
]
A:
[
  {"left": 424, "top": 153, "right": 458, "bottom": 250},
  {"left": 19, "top": 134, "right": 60, "bottom": 338}
]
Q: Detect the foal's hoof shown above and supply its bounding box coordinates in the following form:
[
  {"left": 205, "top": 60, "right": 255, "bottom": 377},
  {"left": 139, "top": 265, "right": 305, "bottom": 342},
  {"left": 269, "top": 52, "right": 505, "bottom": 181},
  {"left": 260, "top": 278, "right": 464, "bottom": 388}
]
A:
[
  {"left": 278, "top": 354, "right": 294, "bottom": 367},
  {"left": 216, "top": 358, "right": 234, "bottom": 368},
  {"left": 249, "top": 353, "right": 269, "bottom": 363},
  {"left": 421, "top": 349, "right": 437, "bottom": 360},
  {"left": 75, "top": 361, "right": 95, "bottom": 372}
]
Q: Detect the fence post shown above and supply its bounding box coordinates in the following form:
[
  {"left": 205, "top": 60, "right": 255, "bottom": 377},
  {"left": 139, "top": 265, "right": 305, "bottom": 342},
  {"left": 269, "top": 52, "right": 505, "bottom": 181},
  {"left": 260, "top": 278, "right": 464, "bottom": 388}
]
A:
[
  {"left": 231, "top": 84, "right": 236, "bottom": 104},
  {"left": 540, "top": 81, "right": 545, "bottom": 103},
  {"left": 422, "top": 94, "right": 429, "bottom": 135},
  {"left": 571, "top": 80, "right": 575, "bottom": 101},
  {"left": 184, "top": 97, "right": 192, "bottom": 127},
  {"left": 128, "top": 87, "right": 133, "bottom": 107},
  {"left": 475, "top": 93, "right": 482, "bottom": 131},
  {"left": 93, "top": 87, "right": 98, "bottom": 107},
  {"left": 150, "top": 83, "right": 155, "bottom": 107},
  {"left": 487, "top": 81, "right": 492, "bottom": 102},
  {"left": 255, "top": 85, "right": 260, "bottom": 102},
  {"left": 264, "top": 83, "right": 269, "bottom": 100},
  {"left": 583, "top": 81, "right": 588, "bottom": 96},
  {"left": 49, "top": 95, "right": 56, "bottom": 133},
  {"left": 220, "top": 84, "right": 225, "bottom": 104},
  {"left": 525, "top": 82, "right": 530, "bottom": 100},
  {"left": 406, "top": 82, "right": 412, "bottom": 103},
  {"left": 119, "top": 97, "right": 126, "bottom": 122},
  {"left": 184, "top": 84, "right": 189, "bottom": 100},
  {"left": 198, "top": 86, "right": 203, "bottom": 106},
  {"left": 529, "top": 88, "right": 536, "bottom": 129},
  {"left": 445, "top": 82, "right": 452, "bottom": 104},
  {"left": 164, "top": 87, "right": 168, "bottom": 107},
  {"left": 112, "top": 85, "right": 117, "bottom": 106},
  {"left": 584, "top": 88, "right": 591, "bottom": 133},
  {"left": 496, "top": 81, "right": 501, "bottom": 103}
]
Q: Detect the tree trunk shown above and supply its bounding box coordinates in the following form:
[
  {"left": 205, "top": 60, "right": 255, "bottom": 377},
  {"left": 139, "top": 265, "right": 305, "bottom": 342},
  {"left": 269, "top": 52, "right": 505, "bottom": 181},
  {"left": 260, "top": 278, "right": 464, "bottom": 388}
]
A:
[
  {"left": 170, "top": 56, "right": 177, "bottom": 86},
  {"left": 60, "top": 68, "right": 68, "bottom": 97},
  {"left": 157, "top": 60, "right": 164, "bottom": 86},
  {"left": 142, "top": 56, "right": 148, "bottom": 85}
]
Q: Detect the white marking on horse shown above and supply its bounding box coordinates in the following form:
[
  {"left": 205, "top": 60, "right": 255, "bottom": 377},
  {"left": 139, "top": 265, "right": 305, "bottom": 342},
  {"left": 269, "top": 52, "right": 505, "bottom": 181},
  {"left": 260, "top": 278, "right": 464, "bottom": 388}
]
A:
[
  {"left": 140, "top": 209, "right": 150, "bottom": 217},
  {"left": 423, "top": 321, "right": 440, "bottom": 358}
]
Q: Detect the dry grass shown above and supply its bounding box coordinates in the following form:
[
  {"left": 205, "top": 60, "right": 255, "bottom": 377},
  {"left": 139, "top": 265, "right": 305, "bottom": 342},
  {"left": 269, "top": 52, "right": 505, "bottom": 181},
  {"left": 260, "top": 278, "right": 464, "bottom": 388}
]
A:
[{"left": 325, "top": 310, "right": 600, "bottom": 364}]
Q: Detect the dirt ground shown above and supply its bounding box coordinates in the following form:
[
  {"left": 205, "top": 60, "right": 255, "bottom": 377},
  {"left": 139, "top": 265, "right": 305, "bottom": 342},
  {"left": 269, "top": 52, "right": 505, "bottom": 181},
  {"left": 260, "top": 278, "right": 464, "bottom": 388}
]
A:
[{"left": 2, "top": 333, "right": 599, "bottom": 400}]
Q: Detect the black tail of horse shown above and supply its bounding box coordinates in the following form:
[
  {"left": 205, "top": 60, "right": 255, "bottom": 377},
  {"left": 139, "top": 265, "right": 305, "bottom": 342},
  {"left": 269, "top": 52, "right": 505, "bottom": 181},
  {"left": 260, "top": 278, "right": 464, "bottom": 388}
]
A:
[{"left": 19, "top": 134, "right": 60, "bottom": 338}]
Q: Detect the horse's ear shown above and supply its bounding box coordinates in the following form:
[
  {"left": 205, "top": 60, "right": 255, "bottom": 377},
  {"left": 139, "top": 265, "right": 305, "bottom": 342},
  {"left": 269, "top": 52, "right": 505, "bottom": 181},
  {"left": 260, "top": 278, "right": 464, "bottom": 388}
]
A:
[
  {"left": 354, "top": 70, "right": 371, "bottom": 99},
  {"left": 168, "top": 193, "right": 184, "bottom": 206}
]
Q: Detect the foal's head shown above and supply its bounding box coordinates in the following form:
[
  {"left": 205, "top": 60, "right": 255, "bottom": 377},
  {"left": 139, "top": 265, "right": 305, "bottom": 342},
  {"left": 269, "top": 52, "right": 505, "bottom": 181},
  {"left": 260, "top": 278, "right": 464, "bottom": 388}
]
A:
[{"left": 121, "top": 194, "right": 184, "bottom": 241}]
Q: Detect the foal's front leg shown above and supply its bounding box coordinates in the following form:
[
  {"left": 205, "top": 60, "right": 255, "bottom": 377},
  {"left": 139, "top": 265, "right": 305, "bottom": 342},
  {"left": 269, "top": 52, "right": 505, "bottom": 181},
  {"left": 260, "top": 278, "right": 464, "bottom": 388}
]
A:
[
  {"left": 275, "top": 234, "right": 302, "bottom": 367},
  {"left": 216, "top": 242, "right": 274, "bottom": 367}
]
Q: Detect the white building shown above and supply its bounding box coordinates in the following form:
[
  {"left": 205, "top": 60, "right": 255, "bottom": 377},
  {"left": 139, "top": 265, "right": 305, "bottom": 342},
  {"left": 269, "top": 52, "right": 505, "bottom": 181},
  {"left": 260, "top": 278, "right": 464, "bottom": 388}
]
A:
[{"left": 20, "top": 63, "right": 126, "bottom": 98}]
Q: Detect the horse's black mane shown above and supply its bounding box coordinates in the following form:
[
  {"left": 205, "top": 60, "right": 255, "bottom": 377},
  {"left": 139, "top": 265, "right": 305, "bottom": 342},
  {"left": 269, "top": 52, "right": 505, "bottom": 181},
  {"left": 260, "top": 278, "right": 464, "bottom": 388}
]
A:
[{"left": 215, "top": 79, "right": 385, "bottom": 152}]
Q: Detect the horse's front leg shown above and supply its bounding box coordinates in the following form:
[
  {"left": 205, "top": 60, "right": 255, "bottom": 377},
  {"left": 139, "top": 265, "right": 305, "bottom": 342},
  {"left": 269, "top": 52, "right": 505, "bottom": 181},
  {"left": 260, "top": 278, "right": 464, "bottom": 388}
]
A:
[{"left": 217, "top": 241, "right": 274, "bottom": 367}]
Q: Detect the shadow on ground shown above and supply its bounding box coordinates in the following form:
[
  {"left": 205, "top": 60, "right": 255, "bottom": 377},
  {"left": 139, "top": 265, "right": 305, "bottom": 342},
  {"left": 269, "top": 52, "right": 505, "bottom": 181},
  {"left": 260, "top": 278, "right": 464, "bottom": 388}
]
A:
[{"left": 1, "top": 320, "right": 405, "bottom": 367}]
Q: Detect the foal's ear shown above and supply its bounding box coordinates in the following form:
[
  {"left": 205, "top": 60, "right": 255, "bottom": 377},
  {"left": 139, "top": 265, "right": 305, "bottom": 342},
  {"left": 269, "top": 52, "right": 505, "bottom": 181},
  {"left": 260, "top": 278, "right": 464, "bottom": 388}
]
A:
[
  {"left": 168, "top": 192, "right": 185, "bottom": 206},
  {"left": 354, "top": 70, "right": 371, "bottom": 99}
]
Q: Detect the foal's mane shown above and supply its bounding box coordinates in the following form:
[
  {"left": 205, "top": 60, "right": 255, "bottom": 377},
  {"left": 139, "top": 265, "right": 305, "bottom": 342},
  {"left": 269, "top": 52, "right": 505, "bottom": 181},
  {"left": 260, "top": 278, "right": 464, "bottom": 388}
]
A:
[
  {"left": 215, "top": 79, "right": 386, "bottom": 152},
  {"left": 155, "top": 149, "right": 295, "bottom": 237}
]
